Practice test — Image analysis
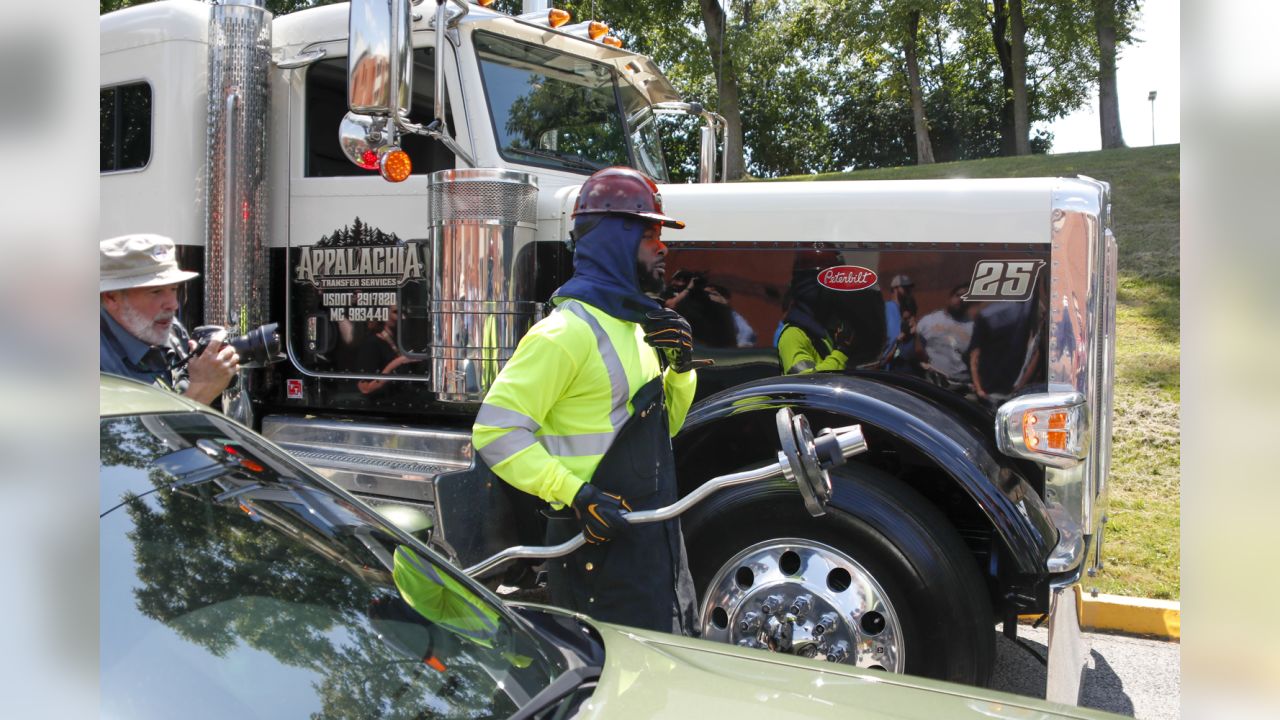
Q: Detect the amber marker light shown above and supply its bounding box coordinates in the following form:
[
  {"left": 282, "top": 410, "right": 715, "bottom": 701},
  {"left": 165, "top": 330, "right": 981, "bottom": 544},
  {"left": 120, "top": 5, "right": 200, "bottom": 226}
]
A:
[
  {"left": 548, "top": 8, "right": 571, "bottom": 27},
  {"left": 601, "top": 35, "right": 623, "bottom": 48},
  {"left": 588, "top": 21, "right": 609, "bottom": 40},
  {"left": 475, "top": 0, "right": 494, "bottom": 6},
  {"left": 380, "top": 148, "right": 412, "bottom": 183}
]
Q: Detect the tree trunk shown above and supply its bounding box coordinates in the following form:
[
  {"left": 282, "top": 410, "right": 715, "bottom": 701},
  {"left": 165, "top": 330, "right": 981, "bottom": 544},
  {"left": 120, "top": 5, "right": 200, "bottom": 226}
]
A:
[
  {"left": 990, "top": 0, "right": 1016, "bottom": 156},
  {"left": 904, "top": 9, "right": 935, "bottom": 165},
  {"left": 700, "top": 0, "right": 747, "bottom": 180},
  {"left": 1095, "top": 0, "right": 1126, "bottom": 148},
  {"left": 1010, "top": 0, "right": 1030, "bottom": 154}
]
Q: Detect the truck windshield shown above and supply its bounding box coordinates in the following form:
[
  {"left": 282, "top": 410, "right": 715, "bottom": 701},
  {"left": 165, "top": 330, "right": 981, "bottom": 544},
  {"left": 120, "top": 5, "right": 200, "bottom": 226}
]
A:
[{"left": 475, "top": 32, "right": 668, "bottom": 181}]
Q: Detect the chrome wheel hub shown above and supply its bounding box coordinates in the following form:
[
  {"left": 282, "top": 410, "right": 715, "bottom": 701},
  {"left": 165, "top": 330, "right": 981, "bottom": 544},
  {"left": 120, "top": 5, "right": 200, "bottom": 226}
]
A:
[{"left": 700, "top": 539, "right": 904, "bottom": 671}]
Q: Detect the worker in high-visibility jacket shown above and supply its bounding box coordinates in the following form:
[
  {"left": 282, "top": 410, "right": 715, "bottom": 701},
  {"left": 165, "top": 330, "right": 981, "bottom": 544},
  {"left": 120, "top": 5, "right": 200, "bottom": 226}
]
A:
[
  {"left": 472, "top": 166, "right": 707, "bottom": 635},
  {"left": 778, "top": 269, "right": 853, "bottom": 375}
]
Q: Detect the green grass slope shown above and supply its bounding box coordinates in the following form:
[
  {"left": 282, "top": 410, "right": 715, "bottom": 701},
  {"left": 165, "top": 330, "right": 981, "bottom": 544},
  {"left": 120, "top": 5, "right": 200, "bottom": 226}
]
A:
[{"left": 781, "top": 145, "right": 1181, "bottom": 599}]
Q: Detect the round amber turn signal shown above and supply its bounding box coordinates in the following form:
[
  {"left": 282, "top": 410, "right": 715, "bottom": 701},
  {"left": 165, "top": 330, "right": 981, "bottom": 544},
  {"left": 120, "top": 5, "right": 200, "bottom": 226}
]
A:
[{"left": 380, "top": 148, "right": 412, "bottom": 183}]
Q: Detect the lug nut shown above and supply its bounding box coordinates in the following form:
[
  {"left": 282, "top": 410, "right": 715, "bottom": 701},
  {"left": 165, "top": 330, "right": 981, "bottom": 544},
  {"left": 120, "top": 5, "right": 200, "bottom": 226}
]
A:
[
  {"left": 814, "top": 611, "right": 839, "bottom": 636},
  {"left": 789, "top": 594, "right": 813, "bottom": 619},
  {"left": 761, "top": 594, "right": 786, "bottom": 615},
  {"left": 825, "top": 641, "right": 849, "bottom": 663},
  {"left": 738, "top": 611, "right": 763, "bottom": 634}
]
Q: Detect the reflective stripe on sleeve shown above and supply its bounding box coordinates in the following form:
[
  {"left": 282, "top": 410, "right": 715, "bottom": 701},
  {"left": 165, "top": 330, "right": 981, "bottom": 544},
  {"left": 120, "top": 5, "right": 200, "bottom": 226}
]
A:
[
  {"left": 476, "top": 403, "right": 541, "bottom": 433},
  {"left": 538, "top": 431, "right": 615, "bottom": 457},
  {"left": 476, "top": 427, "right": 538, "bottom": 466},
  {"left": 786, "top": 360, "right": 816, "bottom": 374}
]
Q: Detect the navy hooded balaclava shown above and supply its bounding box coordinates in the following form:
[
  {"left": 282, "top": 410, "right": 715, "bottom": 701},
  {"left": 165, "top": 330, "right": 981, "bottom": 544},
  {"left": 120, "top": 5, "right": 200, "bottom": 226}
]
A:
[
  {"left": 551, "top": 215, "right": 662, "bottom": 323},
  {"left": 783, "top": 271, "right": 835, "bottom": 354}
]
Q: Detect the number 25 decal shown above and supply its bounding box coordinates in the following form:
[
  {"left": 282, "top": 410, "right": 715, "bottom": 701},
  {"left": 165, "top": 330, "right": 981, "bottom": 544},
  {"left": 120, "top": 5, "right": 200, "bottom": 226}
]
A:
[{"left": 963, "top": 260, "right": 1045, "bottom": 302}]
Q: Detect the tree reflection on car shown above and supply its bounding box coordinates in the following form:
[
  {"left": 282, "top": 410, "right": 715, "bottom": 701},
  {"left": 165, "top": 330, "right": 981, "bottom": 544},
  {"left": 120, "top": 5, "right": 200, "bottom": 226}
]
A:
[{"left": 100, "top": 412, "right": 570, "bottom": 719}]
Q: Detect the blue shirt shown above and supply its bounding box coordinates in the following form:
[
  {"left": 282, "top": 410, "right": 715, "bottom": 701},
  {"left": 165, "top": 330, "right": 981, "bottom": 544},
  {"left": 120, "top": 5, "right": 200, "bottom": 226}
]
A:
[{"left": 100, "top": 306, "right": 190, "bottom": 391}]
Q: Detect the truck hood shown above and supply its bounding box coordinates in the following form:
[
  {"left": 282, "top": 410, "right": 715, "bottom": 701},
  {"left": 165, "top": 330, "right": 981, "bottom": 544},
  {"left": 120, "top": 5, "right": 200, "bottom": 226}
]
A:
[
  {"left": 553, "top": 178, "right": 1064, "bottom": 247},
  {"left": 576, "top": 621, "right": 1116, "bottom": 720}
]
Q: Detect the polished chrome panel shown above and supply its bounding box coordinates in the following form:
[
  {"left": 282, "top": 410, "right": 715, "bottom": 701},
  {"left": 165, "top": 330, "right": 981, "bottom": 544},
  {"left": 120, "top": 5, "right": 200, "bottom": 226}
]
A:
[
  {"left": 426, "top": 169, "right": 540, "bottom": 402},
  {"left": 262, "top": 415, "right": 472, "bottom": 502},
  {"left": 275, "top": 46, "right": 327, "bottom": 69},
  {"left": 262, "top": 415, "right": 473, "bottom": 465},
  {"left": 1045, "top": 178, "right": 1114, "bottom": 560},
  {"left": 1088, "top": 227, "right": 1118, "bottom": 577},
  {"left": 1044, "top": 501, "right": 1085, "bottom": 573},
  {"left": 994, "top": 391, "right": 1088, "bottom": 468},
  {"left": 347, "top": 0, "right": 412, "bottom": 116},
  {"left": 206, "top": 0, "right": 271, "bottom": 425},
  {"left": 1045, "top": 581, "right": 1087, "bottom": 705}
]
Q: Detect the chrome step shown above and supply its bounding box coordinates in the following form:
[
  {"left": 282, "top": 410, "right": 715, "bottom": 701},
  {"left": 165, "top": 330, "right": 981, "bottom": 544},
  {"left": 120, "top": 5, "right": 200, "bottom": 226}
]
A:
[{"left": 263, "top": 415, "right": 472, "bottom": 503}]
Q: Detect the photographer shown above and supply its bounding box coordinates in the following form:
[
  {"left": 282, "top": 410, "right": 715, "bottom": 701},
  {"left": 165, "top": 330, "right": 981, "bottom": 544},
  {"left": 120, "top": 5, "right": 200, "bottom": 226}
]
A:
[{"left": 100, "top": 234, "right": 240, "bottom": 406}]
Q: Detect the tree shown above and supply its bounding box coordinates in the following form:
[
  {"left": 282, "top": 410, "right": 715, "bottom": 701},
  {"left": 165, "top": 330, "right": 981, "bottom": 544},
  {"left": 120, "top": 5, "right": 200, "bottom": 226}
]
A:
[
  {"left": 1094, "top": 0, "right": 1141, "bottom": 149},
  {"left": 902, "top": 6, "right": 936, "bottom": 164},
  {"left": 699, "top": 0, "right": 748, "bottom": 179},
  {"left": 1009, "top": 0, "right": 1030, "bottom": 154}
]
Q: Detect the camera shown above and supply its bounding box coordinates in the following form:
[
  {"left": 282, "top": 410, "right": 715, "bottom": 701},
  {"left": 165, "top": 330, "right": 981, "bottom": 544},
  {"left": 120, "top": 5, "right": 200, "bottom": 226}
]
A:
[{"left": 191, "top": 323, "right": 284, "bottom": 367}]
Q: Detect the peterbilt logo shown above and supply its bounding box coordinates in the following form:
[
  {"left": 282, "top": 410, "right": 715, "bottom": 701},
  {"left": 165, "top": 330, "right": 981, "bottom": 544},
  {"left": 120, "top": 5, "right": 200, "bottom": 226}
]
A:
[{"left": 817, "top": 265, "right": 877, "bottom": 291}]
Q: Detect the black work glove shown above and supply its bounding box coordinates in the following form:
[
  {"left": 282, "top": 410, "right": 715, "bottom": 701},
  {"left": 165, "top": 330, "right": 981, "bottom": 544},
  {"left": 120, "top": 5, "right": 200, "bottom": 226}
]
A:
[
  {"left": 643, "top": 308, "right": 714, "bottom": 374},
  {"left": 833, "top": 324, "right": 856, "bottom": 355},
  {"left": 571, "top": 483, "right": 632, "bottom": 544}
]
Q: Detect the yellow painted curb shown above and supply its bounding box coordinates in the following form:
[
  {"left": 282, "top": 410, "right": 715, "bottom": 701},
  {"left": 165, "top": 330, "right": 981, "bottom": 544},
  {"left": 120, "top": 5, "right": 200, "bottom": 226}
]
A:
[
  {"left": 1020, "top": 592, "right": 1180, "bottom": 640},
  {"left": 1081, "top": 593, "right": 1180, "bottom": 640}
]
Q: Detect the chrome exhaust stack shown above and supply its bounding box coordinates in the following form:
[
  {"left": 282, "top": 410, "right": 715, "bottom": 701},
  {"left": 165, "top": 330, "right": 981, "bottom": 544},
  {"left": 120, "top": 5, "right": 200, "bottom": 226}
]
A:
[
  {"left": 205, "top": 0, "right": 272, "bottom": 425},
  {"left": 425, "top": 169, "right": 541, "bottom": 402}
]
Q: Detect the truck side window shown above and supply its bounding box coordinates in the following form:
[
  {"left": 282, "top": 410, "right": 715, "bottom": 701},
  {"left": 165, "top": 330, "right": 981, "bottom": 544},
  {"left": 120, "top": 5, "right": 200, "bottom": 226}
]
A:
[
  {"left": 100, "top": 82, "right": 152, "bottom": 172},
  {"left": 305, "top": 49, "right": 456, "bottom": 177}
]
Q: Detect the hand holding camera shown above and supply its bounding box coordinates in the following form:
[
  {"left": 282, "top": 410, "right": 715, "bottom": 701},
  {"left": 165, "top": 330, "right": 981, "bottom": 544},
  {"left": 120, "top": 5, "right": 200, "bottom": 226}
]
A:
[{"left": 185, "top": 333, "right": 240, "bottom": 405}]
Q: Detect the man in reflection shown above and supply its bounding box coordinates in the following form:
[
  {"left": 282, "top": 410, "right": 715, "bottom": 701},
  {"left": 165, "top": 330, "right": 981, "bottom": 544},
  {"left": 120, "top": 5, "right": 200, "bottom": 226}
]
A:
[
  {"left": 661, "top": 270, "right": 738, "bottom": 348},
  {"left": 777, "top": 269, "right": 853, "bottom": 374},
  {"left": 472, "top": 166, "right": 703, "bottom": 635},
  {"left": 880, "top": 274, "right": 920, "bottom": 372},
  {"left": 915, "top": 284, "right": 975, "bottom": 392},
  {"left": 969, "top": 297, "right": 1041, "bottom": 407},
  {"left": 355, "top": 306, "right": 420, "bottom": 396}
]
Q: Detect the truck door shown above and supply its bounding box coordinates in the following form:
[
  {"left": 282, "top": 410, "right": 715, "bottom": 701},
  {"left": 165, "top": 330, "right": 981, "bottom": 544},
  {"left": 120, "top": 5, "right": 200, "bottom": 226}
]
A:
[{"left": 285, "top": 39, "right": 468, "bottom": 393}]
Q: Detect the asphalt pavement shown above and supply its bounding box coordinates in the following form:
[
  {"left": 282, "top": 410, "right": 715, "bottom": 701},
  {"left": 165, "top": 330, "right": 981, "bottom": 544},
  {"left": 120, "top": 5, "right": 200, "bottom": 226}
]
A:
[{"left": 992, "top": 623, "right": 1181, "bottom": 719}]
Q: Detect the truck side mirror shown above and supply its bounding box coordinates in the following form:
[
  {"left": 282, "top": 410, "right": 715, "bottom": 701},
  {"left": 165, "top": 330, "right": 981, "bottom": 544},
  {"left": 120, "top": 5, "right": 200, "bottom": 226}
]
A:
[{"left": 347, "top": 0, "right": 413, "bottom": 118}]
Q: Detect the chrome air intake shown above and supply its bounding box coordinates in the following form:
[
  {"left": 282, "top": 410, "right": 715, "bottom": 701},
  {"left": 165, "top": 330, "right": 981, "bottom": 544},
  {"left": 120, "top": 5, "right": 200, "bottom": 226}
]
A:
[
  {"left": 426, "top": 169, "right": 540, "bottom": 402},
  {"left": 205, "top": 0, "right": 271, "bottom": 425}
]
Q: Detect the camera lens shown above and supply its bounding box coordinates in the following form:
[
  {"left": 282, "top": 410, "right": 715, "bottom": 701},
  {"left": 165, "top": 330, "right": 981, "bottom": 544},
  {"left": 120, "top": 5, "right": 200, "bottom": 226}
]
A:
[{"left": 228, "top": 323, "right": 282, "bottom": 366}]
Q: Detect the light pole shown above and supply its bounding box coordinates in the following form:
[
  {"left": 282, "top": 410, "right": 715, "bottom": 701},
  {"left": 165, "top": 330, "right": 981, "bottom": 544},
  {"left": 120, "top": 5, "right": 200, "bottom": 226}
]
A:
[{"left": 1148, "top": 90, "right": 1158, "bottom": 146}]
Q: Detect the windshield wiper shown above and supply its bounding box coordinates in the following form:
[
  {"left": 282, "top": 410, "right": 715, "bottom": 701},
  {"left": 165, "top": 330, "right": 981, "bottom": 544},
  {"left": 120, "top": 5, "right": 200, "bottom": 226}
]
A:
[
  {"left": 505, "top": 146, "right": 602, "bottom": 172},
  {"left": 506, "top": 664, "right": 601, "bottom": 720}
]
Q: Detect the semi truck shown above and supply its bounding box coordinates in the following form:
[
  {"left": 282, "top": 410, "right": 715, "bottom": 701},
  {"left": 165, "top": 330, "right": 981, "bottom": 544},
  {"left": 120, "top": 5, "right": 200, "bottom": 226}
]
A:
[{"left": 100, "top": 0, "right": 1117, "bottom": 703}]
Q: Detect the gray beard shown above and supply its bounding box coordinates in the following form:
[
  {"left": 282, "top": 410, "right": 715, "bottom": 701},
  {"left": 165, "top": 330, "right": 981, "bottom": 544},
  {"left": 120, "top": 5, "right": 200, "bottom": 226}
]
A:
[{"left": 118, "top": 301, "right": 172, "bottom": 346}]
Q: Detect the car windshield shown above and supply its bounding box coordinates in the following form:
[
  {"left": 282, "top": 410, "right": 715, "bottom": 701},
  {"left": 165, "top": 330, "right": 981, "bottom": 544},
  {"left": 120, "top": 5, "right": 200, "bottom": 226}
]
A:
[
  {"left": 476, "top": 31, "right": 668, "bottom": 181},
  {"left": 100, "top": 409, "right": 565, "bottom": 719}
]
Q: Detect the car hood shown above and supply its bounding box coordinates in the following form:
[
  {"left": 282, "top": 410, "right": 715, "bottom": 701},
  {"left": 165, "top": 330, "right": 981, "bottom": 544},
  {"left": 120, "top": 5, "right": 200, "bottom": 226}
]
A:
[{"left": 573, "top": 621, "right": 1116, "bottom": 720}]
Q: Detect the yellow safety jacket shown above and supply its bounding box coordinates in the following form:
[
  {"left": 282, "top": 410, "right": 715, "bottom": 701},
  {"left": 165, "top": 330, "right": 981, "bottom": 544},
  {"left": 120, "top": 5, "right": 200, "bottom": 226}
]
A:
[
  {"left": 778, "top": 324, "right": 848, "bottom": 375},
  {"left": 472, "top": 298, "right": 697, "bottom": 507}
]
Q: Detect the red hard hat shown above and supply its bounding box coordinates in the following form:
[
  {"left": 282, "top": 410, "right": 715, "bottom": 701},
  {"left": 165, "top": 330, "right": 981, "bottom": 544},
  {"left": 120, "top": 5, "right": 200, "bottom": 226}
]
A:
[{"left": 572, "top": 166, "right": 685, "bottom": 229}]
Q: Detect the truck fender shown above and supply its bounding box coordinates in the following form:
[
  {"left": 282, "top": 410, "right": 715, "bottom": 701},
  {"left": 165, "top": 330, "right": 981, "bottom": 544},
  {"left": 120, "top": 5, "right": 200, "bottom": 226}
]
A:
[{"left": 673, "top": 373, "right": 1057, "bottom": 576}]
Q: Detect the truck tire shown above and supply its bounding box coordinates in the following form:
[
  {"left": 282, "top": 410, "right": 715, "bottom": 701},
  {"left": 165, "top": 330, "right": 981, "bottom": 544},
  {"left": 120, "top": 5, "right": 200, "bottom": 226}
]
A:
[{"left": 684, "top": 463, "right": 995, "bottom": 686}]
